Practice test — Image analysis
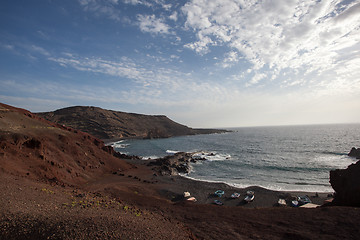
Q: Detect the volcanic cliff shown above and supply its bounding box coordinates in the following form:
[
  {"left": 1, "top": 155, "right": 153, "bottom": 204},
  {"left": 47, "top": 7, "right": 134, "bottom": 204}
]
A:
[{"left": 37, "top": 106, "right": 226, "bottom": 140}]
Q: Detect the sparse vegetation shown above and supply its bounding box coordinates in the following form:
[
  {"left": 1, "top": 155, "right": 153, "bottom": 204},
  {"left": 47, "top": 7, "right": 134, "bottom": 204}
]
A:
[
  {"left": 61, "top": 191, "right": 143, "bottom": 217},
  {"left": 41, "top": 188, "right": 54, "bottom": 194}
]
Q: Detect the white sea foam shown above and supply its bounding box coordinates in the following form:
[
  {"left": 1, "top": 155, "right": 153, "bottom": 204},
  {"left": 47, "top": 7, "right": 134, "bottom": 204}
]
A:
[
  {"left": 110, "top": 140, "right": 129, "bottom": 149},
  {"left": 180, "top": 174, "right": 333, "bottom": 192},
  {"left": 206, "top": 153, "right": 231, "bottom": 161},
  {"left": 166, "top": 150, "right": 180, "bottom": 154},
  {"left": 191, "top": 151, "right": 231, "bottom": 162},
  {"left": 179, "top": 174, "right": 226, "bottom": 185},
  {"left": 141, "top": 155, "right": 160, "bottom": 160}
]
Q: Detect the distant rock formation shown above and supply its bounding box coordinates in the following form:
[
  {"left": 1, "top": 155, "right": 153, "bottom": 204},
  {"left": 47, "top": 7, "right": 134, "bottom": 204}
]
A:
[
  {"left": 348, "top": 147, "right": 360, "bottom": 159},
  {"left": 330, "top": 158, "right": 360, "bottom": 207},
  {"left": 37, "top": 106, "right": 227, "bottom": 140}
]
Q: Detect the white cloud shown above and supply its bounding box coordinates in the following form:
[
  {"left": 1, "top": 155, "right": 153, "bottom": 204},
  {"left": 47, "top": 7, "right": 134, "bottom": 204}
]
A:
[
  {"left": 181, "top": 0, "right": 360, "bottom": 88},
  {"left": 184, "top": 34, "right": 213, "bottom": 54},
  {"left": 122, "top": 0, "right": 151, "bottom": 7},
  {"left": 221, "top": 51, "right": 239, "bottom": 68},
  {"left": 137, "top": 14, "right": 171, "bottom": 35},
  {"left": 247, "top": 73, "right": 266, "bottom": 87},
  {"left": 169, "top": 11, "right": 178, "bottom": 21},
  {"left": 170, "top": 54, "right": 179, "bottom": 59}
]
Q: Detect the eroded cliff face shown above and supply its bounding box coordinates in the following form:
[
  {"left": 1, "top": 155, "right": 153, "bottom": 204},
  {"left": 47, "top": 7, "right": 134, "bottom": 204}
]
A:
[{"left": 330, "top": 159, "right": 360, "bottom": 207}]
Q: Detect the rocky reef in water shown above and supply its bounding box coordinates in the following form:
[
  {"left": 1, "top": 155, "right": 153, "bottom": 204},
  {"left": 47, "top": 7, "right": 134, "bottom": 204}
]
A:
[
  {"left": 147, "top": 152, "right": 214, "bottom": 176},
  {"left": 330, "top": 148, "right": 360, "bottom": 207}
]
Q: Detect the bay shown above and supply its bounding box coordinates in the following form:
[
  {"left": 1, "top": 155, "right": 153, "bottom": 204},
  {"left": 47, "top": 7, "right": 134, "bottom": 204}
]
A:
[{"left": 111, "top": 123, "right": 360, "bottom": 192}]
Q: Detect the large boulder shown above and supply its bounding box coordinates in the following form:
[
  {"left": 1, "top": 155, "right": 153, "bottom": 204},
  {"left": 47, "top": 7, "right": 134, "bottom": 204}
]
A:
[
  {"left": 348, "top": 147, "right": 360, "bottom": 159},
  {"left": 330, "top": 160, "right": 360, "bottom": 207}
]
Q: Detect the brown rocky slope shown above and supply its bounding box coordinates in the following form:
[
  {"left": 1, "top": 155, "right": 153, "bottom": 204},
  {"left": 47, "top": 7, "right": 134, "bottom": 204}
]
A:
[
  {"left": 0, "top": 102, "right": 194, "bottom": 239},
  {"left": 0, "top": 102, "right": 133, "bottom": 186},
  {"left": 37, "top": 106, "right": 227, "bottom": 140}
]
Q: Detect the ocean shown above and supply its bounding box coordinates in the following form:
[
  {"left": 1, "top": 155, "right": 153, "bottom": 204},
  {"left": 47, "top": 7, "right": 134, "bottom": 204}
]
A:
[{"left": 110, "top": 124, "right": 360, "bottom": 192}]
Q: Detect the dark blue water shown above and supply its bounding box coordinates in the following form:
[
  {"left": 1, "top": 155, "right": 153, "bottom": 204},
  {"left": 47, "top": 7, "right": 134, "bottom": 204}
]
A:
[{"left": 111, "top": 124, "right": 360, "bottom": 192}]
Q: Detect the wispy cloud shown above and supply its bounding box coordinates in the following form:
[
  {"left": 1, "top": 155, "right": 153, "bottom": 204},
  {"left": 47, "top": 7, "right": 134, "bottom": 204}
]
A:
[
  {"left": 78, "top": 0, "right": 122, "bottom": 21},
  {"left": 123, "top": 0, "right": 172, "bottom": 10},
  {"left": 30, "top": 45, "right": 50, "bottom": 56},
  {"left": 1, "top": 42, "right": 51, "bottom": 60},
  {"left": 1, "top": 44, "right": 15, "bottom": 51},
  {"left": 48, "top": 54, "right": 189, "bottom": 90}
]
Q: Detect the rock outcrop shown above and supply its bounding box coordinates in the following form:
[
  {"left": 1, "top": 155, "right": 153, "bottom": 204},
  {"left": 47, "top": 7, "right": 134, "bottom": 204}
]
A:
[
  {"left": 147, "top": 152, "right": 196, "bottom": 176},
  {"left": 147, "top": 151, "right": 217, "bottom": 176},
  {"left": 348, "top": 147, "right": 360, "bottom": 159},
  {"left": 37, "top": 106, "right": 227, "bottom": 140},
  {"left": 330, "top": 159, "right": 360, "bottom": 207}
]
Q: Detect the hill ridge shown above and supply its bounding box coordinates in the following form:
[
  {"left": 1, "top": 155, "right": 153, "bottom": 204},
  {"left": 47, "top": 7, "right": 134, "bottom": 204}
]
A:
[{"left": 37, "top": 106, "right": 226, "bottom": 140}]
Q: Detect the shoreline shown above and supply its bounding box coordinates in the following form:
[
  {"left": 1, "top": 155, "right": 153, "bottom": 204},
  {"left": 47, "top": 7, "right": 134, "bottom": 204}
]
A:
[
  {"left": 125, "top": 150, "right": 335, "bottom": 199},
  {"left": 179, "top": 173, "right": 334, "bottom": 194},
  {"left": 117, "top": 157, "right": 333, "bottom": 208},
  {"left": 155, "top": 174, "right": 333, "bottom": 208}
]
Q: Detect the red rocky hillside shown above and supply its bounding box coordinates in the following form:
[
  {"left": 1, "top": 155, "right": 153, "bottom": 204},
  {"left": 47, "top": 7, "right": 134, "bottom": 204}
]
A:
[{"left": 0, "top": 103, "right": 132, "bottom": 186}]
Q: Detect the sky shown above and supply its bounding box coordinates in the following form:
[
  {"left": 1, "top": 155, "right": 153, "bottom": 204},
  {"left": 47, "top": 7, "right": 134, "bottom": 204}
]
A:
[{"left": 0, "top": 0, "right": 359, "bottom": 128}]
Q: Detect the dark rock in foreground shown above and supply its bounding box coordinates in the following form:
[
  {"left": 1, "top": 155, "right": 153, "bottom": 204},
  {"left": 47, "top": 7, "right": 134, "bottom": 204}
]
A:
[
  {"left": 37, "top": 106, "right": 228, "bottom": 140},
  {"left": 330, "top": 159, "right": 360, "bottom": 207},
  {"left": 348, "top": 147, "right": 360, "bottom": 159}
]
